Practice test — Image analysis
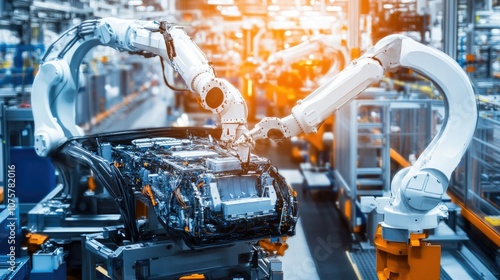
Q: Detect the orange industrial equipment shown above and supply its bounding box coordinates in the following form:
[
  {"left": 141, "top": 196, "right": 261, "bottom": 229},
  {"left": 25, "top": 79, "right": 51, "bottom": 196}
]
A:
[{"left": 374, "top": 226, "right": 440, "bottom": 279}]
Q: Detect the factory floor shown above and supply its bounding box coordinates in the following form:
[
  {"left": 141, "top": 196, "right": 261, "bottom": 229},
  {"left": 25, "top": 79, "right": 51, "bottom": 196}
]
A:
[
  {"left": 93, "top": 91, "right": 359, "bottom": 279},
  {"left": 254, "top": 140, "right": 358, "bottom": 280}
]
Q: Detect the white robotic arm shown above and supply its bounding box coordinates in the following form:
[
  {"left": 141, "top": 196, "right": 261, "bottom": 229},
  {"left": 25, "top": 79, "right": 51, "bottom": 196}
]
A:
[
  {"left": 32, "top": 18, "right": 248, "bottom": 157},
  {"left": 237, "top": 34, "right": 477, "bottom": 233},
  {"left": 258, "top": 34, "right": 349, "bottom": 84}
]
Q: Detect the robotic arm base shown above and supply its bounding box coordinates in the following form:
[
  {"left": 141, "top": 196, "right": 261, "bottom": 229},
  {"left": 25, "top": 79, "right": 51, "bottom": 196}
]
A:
[
  {"left": 380, "top": 202, "right": 448, "bottom": 235},
  {"left": 379, "top": 166, "right": 448, "bottom": 233}
]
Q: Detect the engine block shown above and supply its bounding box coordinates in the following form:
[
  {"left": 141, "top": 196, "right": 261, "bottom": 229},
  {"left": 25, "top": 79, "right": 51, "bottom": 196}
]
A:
[{"left": 93, "top": 135, "right": 298, "bottom": 247}]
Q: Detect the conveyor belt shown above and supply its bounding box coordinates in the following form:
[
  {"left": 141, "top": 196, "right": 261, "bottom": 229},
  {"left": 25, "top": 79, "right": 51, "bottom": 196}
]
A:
[{"left": 347, "top": 250, "right": 377, "bottom": 280}]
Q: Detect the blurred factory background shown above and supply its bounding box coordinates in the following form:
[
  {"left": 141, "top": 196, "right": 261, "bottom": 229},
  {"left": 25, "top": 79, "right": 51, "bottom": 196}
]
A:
[{"left": 0, "top": 0, "right": 500, "bottom": 279}]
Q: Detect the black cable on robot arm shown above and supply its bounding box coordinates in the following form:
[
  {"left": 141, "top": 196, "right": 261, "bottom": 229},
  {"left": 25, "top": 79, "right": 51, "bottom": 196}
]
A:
[
  {"left": 42, "top": 25, "right": 79, "bottom": 61},
  {"left": 157, "top": 22, "right": 191, "bottom": 92},
  {"left": 57, "top": 26, "right": 96, "bottom": 59},
  {"left": 42, "top": 20, "right": 99, "bottom": 62},
  {"left": 159, "top": 57, "right": 190, "bottom": 92}
]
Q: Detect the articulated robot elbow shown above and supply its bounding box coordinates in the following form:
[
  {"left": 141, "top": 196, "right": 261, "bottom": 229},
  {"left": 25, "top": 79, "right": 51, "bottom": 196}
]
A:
[
  {"left": 234, "top": 115, "right": 302, "bottom": 164},
  {"left": 237, "top": 115, "right": 303, "bottom": 143}
]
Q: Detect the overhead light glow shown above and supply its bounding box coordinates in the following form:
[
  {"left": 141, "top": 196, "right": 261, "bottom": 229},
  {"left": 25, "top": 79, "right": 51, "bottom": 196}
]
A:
[
  {"left": 219, "top": 5, "right": 241, "bottom": 16},
  {"left": 207, "top": 0, "right": 234, "bottom": 5},
  {"left": 128, "top": 0, "right": 143, "bottom": 6},
  {"left": 267, "top": 5, "right": 280, "bottom": 11},
  {"left": 326, "top": 6, "right": 342, "bottom": 12},
  {"left": 281, "top": 9, "right": 299, "bottom": 17}
]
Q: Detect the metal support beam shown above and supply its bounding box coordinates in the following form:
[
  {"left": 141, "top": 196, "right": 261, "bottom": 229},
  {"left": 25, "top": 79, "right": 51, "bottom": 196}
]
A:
[
  {"left": 442, "top": 0, "right": 458, "bottom": 59},
  {"left": 348, "top": 0, "right": 360, "bottom": 56}
]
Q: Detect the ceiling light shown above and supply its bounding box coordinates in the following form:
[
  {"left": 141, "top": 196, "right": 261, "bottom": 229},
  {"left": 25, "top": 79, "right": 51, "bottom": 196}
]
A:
[
  {"left": 207, "top": 0, "right": 234, "bottom": 5},
  {"left": 128, "top": 0, "right": 143, "bottom": 6},
  {"left": 267, "top": 5, "right": 280, "bottom": 11}
]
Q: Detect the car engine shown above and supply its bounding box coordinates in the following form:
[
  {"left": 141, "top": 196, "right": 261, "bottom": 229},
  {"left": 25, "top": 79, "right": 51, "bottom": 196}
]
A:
[{"left": 52, "top": 129, "right": 298, "bottom": 248}]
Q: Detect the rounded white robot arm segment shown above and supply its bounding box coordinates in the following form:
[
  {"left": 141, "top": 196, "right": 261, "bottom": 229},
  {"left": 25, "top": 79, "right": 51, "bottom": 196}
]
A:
[
  {"left": 32, "top": 62, "right": 67, "bottom": 157},
  {"left": 261, "top": 34, "right": 349, "bottom": 83},
  {"left": 290, "top": 58, "right": 383, "bottom": 134},
  {"left": 195, "top": 76, "right": 248, "bottom": 142},
  {"left": 397, "top": 35, "right": 477, "bottom": 180},
  {"left": 130, "top": 22, "right": 248, "bottom": 142},
  {"left": 130, "top": 25, "right": 213, "bottom": 92},
  {"left": 266, "top": 35, "right": 326, "bottom": 66},
  {"left": 239, "top": 56, "right": 384, "bottom": 143},
  {"left": 33, "top": 19, "right": 116, "bottom": 156},
  {"left": 381, "top": 35, "right": 477, "bottom": 230}
]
